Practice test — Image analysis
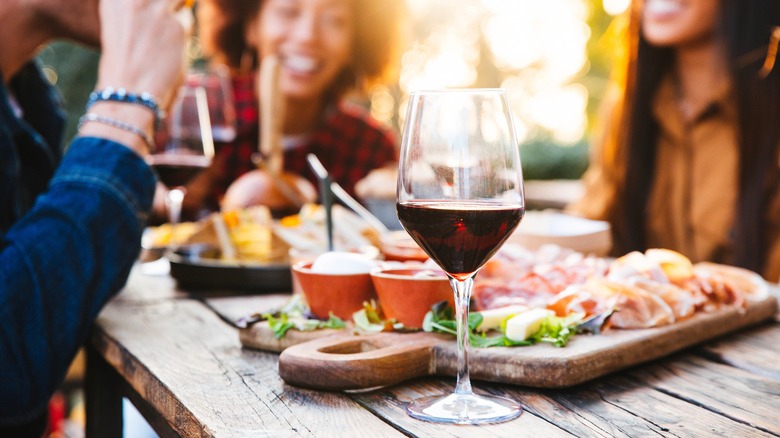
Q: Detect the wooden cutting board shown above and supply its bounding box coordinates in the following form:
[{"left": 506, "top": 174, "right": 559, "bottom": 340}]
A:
[{"left": 240, "top": 294, "right": 778, "bottom": 390}]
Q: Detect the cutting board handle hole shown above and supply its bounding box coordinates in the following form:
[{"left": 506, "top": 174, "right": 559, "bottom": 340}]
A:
[{"left": 319, "top": 339, "right": 383, "bottom": 355}]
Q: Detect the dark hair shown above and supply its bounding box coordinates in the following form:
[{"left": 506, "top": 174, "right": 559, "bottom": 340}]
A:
[
  {"left": 198, "top": 0, "right": 405, "bottom": 101},
  {"left": 610, "top": 0, "right": 780, "bottom": 273}
]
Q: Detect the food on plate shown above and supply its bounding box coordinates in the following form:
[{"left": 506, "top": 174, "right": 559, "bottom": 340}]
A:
[
  {"left": 144, "top": 202, "right": 381, "bottom": 265},
  {"left": 690, "top": 262, "right": 769, "bottom": 305},
  {"left": 624, "top": 277, "right": 699, "bottom": 321},
  {"left": 242, "top": 241, "right": 771, "bottom": 346},
  {"left": 143, "top": 221, "right": 201, "bottom": 249},
  {"left": 144, "top": 207, "right": 280, "bottom": 262},
  {"left": 309, "top": 251, "right": 379, "bottom": 275},
  {"left": 548, "top": 278, "right": 677, "bottom": 329},
  {"left": 474, "top": 245, "right": 769, "bottom": 331},
  {"left": 274, "top": 203, "right": 381, "bottom": 252},
  {"left": 504, "top": 308, "right": 556, "bottom": 342},
  {"left": 220, "top": 207, "right": 288, "bottom": 262},
  {"left": 240, "top": 243, "right": 773, "bottom": 356},
  {"left": 221, "top": 169, "right": 317, "bottom": 217},
  {"left": 474, "top": 305, "right": 528, "bottom": 333},
  {"left": 163, "top": 206, "right": 288, "bottom": 263},
  {"left": 473, "top": 244, "right": 611, "bottom": 310},
  {"left": 645, "top": 248, "right": 695, "bottom": 282},
  {"left": 422, "top": 300, "right": 580, "bottom": 347}
]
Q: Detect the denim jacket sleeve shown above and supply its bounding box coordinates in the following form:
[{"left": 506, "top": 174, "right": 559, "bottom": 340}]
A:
[{"left": 0, "top": 137, "right": 155, "bottom": 424}]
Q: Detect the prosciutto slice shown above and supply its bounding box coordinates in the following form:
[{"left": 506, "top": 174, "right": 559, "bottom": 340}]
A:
[{"left": 548, "top": 278, "right": 677, "bottom": 329}]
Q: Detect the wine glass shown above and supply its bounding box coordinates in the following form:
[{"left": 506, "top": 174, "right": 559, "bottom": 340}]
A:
[
  {"left": 397, "top": 89, "right": 525, "bottom": 424},
  {"left": 184, "top": 64, "right": 237, "bottom": 143},
  {"left": 147, "top": 80, "right": 216, "bottom": 249}
]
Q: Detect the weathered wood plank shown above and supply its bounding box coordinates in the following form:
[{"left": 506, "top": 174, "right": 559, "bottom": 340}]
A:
[
  {"left": 355, "top": 377, "right": 717, "bottom": 437},
  {"left": 498, "top": 378, "right": 771, "bottom": 437},
  {"left": 631, "top": 354, "right": 780, "bottom": 435},
  {"left": 351, "top": 369, "right": 778, "bottom": 438},
  {"left": 697, "top": 321, "right": 780, "bottom": 380},
  {"left": 351, "top": 379, "right": 574, "bottom": 437},
  {"left": 92, "top": 270, "right": 402, "bottom": 437},
  {"left": 575, "top": 374, "right": 777, "bottom": 437}
]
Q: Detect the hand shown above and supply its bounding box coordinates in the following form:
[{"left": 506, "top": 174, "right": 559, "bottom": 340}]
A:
[
  {"left": 80, "top": 0, "right": 192, "bottom": 156},
  {"left": 152, "top": 182, "right": 170, "bottom": 222},
  {"left": 96, "top": 0, "right": 192, "bottom": 111}
]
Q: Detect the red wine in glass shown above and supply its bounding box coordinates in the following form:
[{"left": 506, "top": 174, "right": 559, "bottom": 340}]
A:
[
  {"left": 147, "top": 154, "right": 210, "bottom": 188},
  {"left": 397, "top": 89, "right": 525, "bottom": 424},
  {"left": 148, "top": 80, "right": 215, "bottom": 251},
  {"left": 397, "top": 201, "right": 524, "bottom": 280}
]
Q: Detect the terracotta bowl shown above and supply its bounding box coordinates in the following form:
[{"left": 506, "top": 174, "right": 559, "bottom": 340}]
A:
[
  {"left": 379, "top": 231, "right": 429, "bottom": 263},
  {"left": 288, "top": 246, "right": 380, "bottom": 296},
  {"left": 292, "top": 262, "right": 377, "bottom": 320},
  {"left": 370, "top": 268, "right": 454, "bottom": 329}
]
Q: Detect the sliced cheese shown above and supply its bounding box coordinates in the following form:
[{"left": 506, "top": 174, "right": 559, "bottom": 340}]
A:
[
  {"left": 504, "top": 308, "right": 555, "bottom": 342},
  {"left": 475, "top": 305, "right": 528, "bottom": 333}
]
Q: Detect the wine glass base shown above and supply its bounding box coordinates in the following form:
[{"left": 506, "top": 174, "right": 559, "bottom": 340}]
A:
[{"left": 406, "top": 392, "right": 522, "bottom": 424}]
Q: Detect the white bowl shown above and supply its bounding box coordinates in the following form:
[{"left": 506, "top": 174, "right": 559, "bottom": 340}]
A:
[{"left": 509, "top": 210, "right": 612, "bottom": 256}]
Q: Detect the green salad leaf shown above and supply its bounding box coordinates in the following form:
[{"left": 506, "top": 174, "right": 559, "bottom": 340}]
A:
[
  {"left": 265, "top": 312, "right": 346, "bottom": 339},
  {"left": 422, "top": 301, "right": 582, "bottom": 348},
  {"left": 353, "top": 300, "right": 405, "bottom": 334},
  {"left": 265, "top": 313, "right": 296, "bottom": 339},
  {"left": 258, "top": 295, "right": 347, "bottom": 339}
]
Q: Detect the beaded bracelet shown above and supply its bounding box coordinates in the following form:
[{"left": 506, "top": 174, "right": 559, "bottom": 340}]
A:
[
  {"left": 86, "top": 87, "right": 165, "bottom": 124},
  {"left": 78, "top": 113, "right": 156, "bottom": 150}
]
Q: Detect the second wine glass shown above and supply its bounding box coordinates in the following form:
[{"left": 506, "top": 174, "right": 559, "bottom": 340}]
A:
[
  {"left": 147, "top": 81, "right": 215, "bottom": 249},
  {"left": 397, "top": 88, "right": 525, "bottom": 424}
]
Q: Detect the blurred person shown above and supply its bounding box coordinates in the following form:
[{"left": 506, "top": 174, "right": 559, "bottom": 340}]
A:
[
  {"left": 175, "top": 0, "right": 404, "bottom": 217},
  {"left": 0, "top": 0, "right": 189, "bottom": 435},
  {"left": 569, "top": 0, "right": 780, "bottom": 281}
]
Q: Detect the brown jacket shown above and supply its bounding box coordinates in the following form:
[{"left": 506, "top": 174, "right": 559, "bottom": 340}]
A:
[{"left": 569, "top": 75, "right": 780, "bottom": 281}]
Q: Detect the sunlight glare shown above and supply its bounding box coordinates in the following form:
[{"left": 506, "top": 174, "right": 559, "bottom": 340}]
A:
[
  {"left": 526, "top": 84, "right": 588, "bottom": 144},
  {"left": 603, "top": 0, "right": 630, "bottom": 16},
  {"left": 397, "top": 0, "right": 592, "bottom": 143}
]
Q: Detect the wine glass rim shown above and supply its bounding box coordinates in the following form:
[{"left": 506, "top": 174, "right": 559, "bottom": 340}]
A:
[{"left": 408, "top": 88, "right": 507, "bottom": 96}]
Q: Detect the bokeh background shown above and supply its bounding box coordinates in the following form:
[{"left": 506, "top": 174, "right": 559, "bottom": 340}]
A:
[
  {"left": 37, "top": 0, "right": 630, "bottom": 181},
  {"left": 42, "top": 2, "right": 631, "bottom": 434}
]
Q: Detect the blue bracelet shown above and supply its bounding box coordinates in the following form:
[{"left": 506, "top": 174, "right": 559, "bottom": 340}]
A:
[{"left": 87, "top": 87, "right": 165, "bottom": 123}]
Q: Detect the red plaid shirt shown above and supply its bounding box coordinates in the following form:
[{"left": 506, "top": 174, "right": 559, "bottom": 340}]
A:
[{"left": 212, "top": 74, "right": 398, "bottom": 206}]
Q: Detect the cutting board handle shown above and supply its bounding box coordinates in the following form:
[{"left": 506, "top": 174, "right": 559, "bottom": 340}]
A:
[{"left": 278, "top": 332, "right": 444, "bottom": 390}]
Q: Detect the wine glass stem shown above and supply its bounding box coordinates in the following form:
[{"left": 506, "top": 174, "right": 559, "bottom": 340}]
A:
[
  {"left": 451, "top": 276, "right": 474, "bottom": 396},
  {"left": 166, "top": 187, "right": 186, "bottom": 249}
]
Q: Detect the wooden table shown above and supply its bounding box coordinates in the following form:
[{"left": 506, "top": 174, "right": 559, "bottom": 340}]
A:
[{"left": 86, "top": 264, "right": 780, "bottom": 437}]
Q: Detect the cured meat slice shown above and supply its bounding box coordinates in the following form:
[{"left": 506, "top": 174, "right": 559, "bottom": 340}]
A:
[
  {"left": 626, "top": 277, "right": 702, "bottom": 320},
  {"left": 548, "top": 278, "right": 676, "bottom": 329}
]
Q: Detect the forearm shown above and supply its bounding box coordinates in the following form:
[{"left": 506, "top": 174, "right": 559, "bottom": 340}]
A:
[{"left": 0, "top": 138, "right": 155, "bottom": 422}]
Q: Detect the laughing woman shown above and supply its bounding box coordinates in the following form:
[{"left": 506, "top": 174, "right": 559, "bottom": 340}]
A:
[
  {"left": 179, "top": 0, "right": 405, "bottom": 217},
  {"left": 569, "top": 0, "right": 780, "bottom": 281}
]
